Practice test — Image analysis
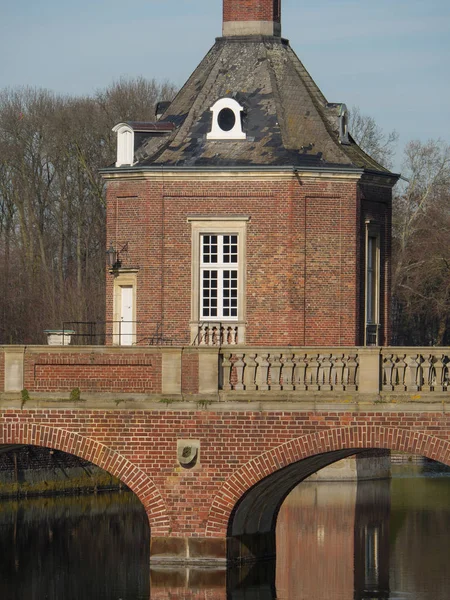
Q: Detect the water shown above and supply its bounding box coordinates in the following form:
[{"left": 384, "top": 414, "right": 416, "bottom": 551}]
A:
[{"left": 0, "top": 465, "right": 450, "bottom": 599}]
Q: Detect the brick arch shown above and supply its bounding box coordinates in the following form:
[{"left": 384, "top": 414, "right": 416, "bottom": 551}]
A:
[
  {"left": 206, "top": 425, "right": 450, "bottom": 536},
  {"left": 0, "top": 422, "right": 170, "bottom": 535}
]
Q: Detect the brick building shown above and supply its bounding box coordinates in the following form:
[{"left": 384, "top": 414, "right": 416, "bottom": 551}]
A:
[{"left": 102, "top": 0, "right": 399, "bottom": 349}]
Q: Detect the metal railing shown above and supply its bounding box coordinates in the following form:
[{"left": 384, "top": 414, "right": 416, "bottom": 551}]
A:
[{"left": 61, "top": 321, "right": 175, "bottom": 346}]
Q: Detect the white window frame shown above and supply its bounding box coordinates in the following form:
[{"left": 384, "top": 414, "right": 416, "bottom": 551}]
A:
[
  {"left": 207, "top": 98, "right": 246, "bottom": 140},
  {"left": 112, "top": 123, "right": 135, "bottom": 167},
  {"left": 364, "top": 222, "right": 380, "bottom": 346},
  {"left": 200, "top": 233, "right": 239, "bottom": 320},
  {"left": 188, "top": 217, "right": 248, "bottom": 344}
]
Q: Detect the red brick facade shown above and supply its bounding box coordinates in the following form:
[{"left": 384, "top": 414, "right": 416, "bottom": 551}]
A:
[
  {"left": 1, "top": 409, "right": 450, "bottom": 545},
  {"left": 105, "top": 174, "right": 391, "bottom": 347},
  {"left": 22, "top": 349, "right": 162, "bottom": 393}
]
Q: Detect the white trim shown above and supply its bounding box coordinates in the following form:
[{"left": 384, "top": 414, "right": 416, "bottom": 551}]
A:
[
  {"left": 339, "top": 104, "right": 350, "bottom": 145},
  {"left": 112, "top": 272, "right": 137, "bottom": 345},
  {"left": 207, "top": 98, "right": 246, "bottom": 140},
  {"left": 189, "top": 219, "right": 247, "bottom": 343},
  {"left": 112, "top": 123, "right": 135, "bottom": 167}
]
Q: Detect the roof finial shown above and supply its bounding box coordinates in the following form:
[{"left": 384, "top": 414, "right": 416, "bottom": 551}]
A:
[{"left": 223, "top": 0, "right": 281, "bottom": 37}]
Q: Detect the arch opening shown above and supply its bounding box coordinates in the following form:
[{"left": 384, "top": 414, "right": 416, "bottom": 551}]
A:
[
  {"left": 227, "top": 449, "right": 367, "bottom": 563},
  {"left": 0, "top": 443, "right": 151, "bottom": 599},
  {"left": 214, "top": 426, "right": 450, "bottom": 565},
  {"left": 0, "top": 423, "right": 171, "bottom": 536}
]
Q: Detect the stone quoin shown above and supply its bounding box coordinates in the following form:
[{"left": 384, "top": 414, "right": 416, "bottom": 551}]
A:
[{"left": 3, "top": 0, "right": 441, "bottom": 568}]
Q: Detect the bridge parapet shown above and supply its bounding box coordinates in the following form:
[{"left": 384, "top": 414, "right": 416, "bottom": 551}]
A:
[
  {"left": 221, "top": 347, "right": 450, "bottom": 397},
  {"left": 2, "top": 345, "right": 450, "bottom": 402}
]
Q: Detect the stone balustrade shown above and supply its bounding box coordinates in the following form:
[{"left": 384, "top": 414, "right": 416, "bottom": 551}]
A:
[
  {"left": 381, "top": 350, "right": 450, "bottom": 392},
  {"left": 194, "top": 322, "right": 245, "bottom": 346},
  {"left": 3, "top": 345, "right": 450, "bottom": 400},
  {"left": 221, "top": 349, "right": 359, "bottom": 392},
  {"left": 220, "top": 347, "right": 450, "bottom": 395}
]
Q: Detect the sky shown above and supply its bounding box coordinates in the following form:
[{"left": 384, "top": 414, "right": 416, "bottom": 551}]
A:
[{"left": 1, "top": 0, "right": 449, "bottom": 170}]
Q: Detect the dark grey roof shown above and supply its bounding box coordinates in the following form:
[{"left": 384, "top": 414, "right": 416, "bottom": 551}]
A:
[
  {"left": 133, "top": 36, "right": 393, "bottom": 174},
  {"left": 127, "top": 122, "right": 175, "bottom": 132}
]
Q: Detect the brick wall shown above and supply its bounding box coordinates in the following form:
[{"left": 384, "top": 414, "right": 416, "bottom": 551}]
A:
[
  {"left": 106, "top": 174, "right": 387, "bottom": 347},
  {"left": 223, "top": 0, "right": 281, "bottom": 24},
  {"left": 1, "top": 409, "right": 450, "bottom": 540},
  {"left": 22, "top": 349, "right": 162, "bottom": 394}
]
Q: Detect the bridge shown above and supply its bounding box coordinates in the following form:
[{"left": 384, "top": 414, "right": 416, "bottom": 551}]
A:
[{"left": 2, "top": 344, "right": 450, "bottom": 565}]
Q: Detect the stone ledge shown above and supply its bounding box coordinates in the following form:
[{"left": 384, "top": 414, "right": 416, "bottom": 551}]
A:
[{"left": 1, "top": 392, "right": 449, "bottom": 413}]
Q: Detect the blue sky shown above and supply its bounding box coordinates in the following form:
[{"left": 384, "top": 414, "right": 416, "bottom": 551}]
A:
[{"left": 1, "top": 0, "right": 449, "bottom": 169}]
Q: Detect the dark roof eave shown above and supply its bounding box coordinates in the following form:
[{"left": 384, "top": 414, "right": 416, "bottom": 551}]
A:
[
  {"left": 99, "top": 164, "right": 365, "bottom": 176},
  {"left": 361, "top": 168, "right": 401, "bottom": 186}
]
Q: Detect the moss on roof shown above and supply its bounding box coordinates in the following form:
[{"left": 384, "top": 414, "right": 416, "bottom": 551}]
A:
[{"left": 134, "top": 36, "right": 392, "bottom": 174}]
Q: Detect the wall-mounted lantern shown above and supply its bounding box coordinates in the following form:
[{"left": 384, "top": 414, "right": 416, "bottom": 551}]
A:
[{"left": 106, "top": 242, "right": 128, "bottom": 271}]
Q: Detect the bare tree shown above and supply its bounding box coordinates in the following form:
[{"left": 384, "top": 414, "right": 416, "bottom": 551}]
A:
[
  {"left": 392, "top": 139, "right": 450, "bottom": 344},
  {"left": 0, "top": 78, "right": 176, "bottom": 344},
  {"left": 349, "top": 106, "right": 399, "bottom": 169}
]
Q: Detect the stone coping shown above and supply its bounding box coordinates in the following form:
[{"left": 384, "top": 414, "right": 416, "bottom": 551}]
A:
[{"left": 1, "top": 392, "right": 449, "bottom": 413}]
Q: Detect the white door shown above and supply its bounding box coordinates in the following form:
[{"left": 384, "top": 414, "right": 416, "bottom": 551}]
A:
[{"left": 120, "top": 286, "right": 134, "bottom": 345}]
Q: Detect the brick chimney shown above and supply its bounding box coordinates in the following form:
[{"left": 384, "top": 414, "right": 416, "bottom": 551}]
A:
[{"left": 223, "top": 0, "right": 281, "bottom": 37}]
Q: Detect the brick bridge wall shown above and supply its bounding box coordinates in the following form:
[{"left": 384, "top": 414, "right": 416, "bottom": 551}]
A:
[{"left": 1, "top": 407, "right": 450, "bottom": 562}]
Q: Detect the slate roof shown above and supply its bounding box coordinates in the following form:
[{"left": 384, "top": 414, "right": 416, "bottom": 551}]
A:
[{"left": 132, "top": 36, "right": 393, "bottom": 174}]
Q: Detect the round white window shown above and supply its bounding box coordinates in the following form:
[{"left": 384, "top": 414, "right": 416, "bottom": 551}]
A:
[{"left": 207, "top": 98, "right": 246, "bottom": 140}]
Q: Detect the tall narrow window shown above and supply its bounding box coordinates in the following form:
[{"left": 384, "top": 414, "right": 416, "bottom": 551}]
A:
[
  {"left": 188, "top": 217, "right": 248, "bottom": 345},
  {"left": 201, "top": 234, "right": 238, "bottom": 320},
  {"left": 365, "top": 224, "right": 380, "bottom": 345}
]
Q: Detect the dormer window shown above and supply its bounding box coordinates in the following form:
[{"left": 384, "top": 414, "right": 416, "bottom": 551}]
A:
[
  {"left": 207, "top": 98, "right": 246, "bottom": 140},
  {"left": 339, "top": 104, "right": 350, "bottom": 145},
  {"left": 112, "top": 123, "right": 135, "bottom": 167},
  {"left": 112, "top": 121, "right": 176, "bottom": 168}
]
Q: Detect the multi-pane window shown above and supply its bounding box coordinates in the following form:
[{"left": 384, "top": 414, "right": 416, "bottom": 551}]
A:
[
  {"left": 201, "top": 234, "right": 238, "bottom": 320},
  {"left": 365, "top": 230, "right": 380, "bottom": 345},
  {"left": 366, "top": 236, "right": 378, "bottom": 324}
]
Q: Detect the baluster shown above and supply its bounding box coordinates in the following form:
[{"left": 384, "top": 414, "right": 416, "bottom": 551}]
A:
[
  {"left": 221, "top": 352, "right": 232, "bottom": 391},
  {"left": 434, "top": 355, "right": 445, "bottom": 392},
  {"left": 306, "top": 354, "right": 320, "bottom": 391},
  {"left": 270, "top": 353, "right": 282, "bottom": 391},
  {"left": 293, "top": 353, "right": 307, "bottom": 391},
  {"left": 405, "top": 354, "right": 419, "bottom": 392},
  {"left": 345, "top": 353, "right": 358, "bottom": 391},
  {"left": 421, "top": 354, "right": 432, "bottom": 392},
  {"left": 319, "top": 354, "right": 332, "bottom": 391},
  {"left": 244, "top": 353, "right": 257, "bottom": 391},
  {"left": 229, "top": 326, "right": 237, "bottom": 345},
  {"left": 233, "top": 353, "right": 245, "bottom": 391},
  {"left": 382, "top": 354, "right": 394, "bottom": 391},
  {"left": 199, "top": 326, "right": 206, "bottom": 346},
  {"left": 256, "top": 353, "right": 270, "bottom": 391},
  {"left": 332, "top": 354, "right": 345, "bottom": 391},
  {"left": 442, "top": 354, "right": 450, "bottom": 391},
  {"left": 281, "top": 353, "right": 295, "bottom": 391},
  {"left": 393, "top": 355, "right": 406, "bottom": 391}
]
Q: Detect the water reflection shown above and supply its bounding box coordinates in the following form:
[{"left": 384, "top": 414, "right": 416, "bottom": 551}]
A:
[
  {"left": 1, "top": 472, "right": 450, "bottom": 599},
  {"left": 276, "top": 479, "right": 390, "bottom": 600},
  {"left": 0, "top": 492, "right": 150, "bottom": 600}
]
